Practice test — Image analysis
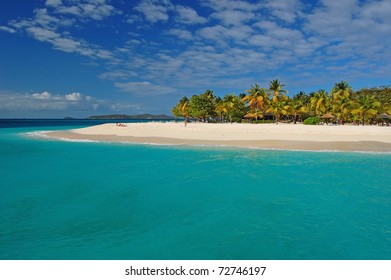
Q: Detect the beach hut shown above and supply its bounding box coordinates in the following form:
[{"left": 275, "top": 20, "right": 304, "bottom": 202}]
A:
[
  {"left": 379, "top": 113, "right": 390, "bottom": 119},
  {"left": 244, "top": 112, "right": 256, "bottom": 119},
  {"left": 378, "top": 113, "right": 391, "bottom": 125},
  {"left": 321, "top": 113, "right": 335, "bottom": 124},
  {"left": 244, "top": 112, "right": 264, "bottom": 122}
]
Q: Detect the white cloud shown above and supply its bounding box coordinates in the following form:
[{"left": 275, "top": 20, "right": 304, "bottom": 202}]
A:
[
  {"left": 0, "top": 26, "right": 16, "bottom": 33},
  {"left": 56, "top": 5, "right": 82, "bottom": 17},
  {"left": 166, "top": 28, "right": 193, "bottom": 40},
  {"left": 361, "top": 0, "right": 391, "bottom": 24},
  {"left": 8, "top": 6, "right": 115, "bottom": 61},
  {"left": 65, "top": 92, "right": 81, "bottom": 101},
  {"left": 32, "top": 91, "right": 52, "bottom": 99},
  {"left": 134, "top": 0, "right": 172, "bottom": 23},
  {"left": 198, "top": 24, "right": 252, "bottom": 43},
  {"left": 53, "top": 37, "right": 82, "bottom": 52},
  {"left": 202, "top": 0, "right": 258, "bottom": 12},
  {"left": 175, "top": 5, "right": 207, "bottom": 24},
  {"left": 47, "top": 0, "right": 120, "bottom": 21},
  {"left": 0, "top": 90, "right": 141, "bottom": 117},
  {"left": 211, "top": 9, "right": 254, "bottom": 26},
  {"left": 45, "top": 0, "right": 62, "bottom": 7},
  {"left": 99, "top": 70, "right": 135, "bottom": 81},
  {"left": 33, "top": 8, "right": 65, "bottom": 27},
  {"left": 114, "top": 81, "right": 174, "bottom": 95},
  {"left": 303, "top": 0, "right": 391, "bottom": 65},
  {"left": 26, "top": 26, "right": 59, "bottom": 42},
  {"left": 264, "top": 0, "right": 302, "bottom": 23}
]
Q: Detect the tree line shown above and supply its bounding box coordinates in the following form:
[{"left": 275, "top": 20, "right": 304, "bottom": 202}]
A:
[{"left": 171, "top": 80, "right": 391, "bottom": 125}]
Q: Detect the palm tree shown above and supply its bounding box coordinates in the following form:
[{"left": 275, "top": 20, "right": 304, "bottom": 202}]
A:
[
  {"left": 289, "top": 99, "right": 307, "bottom": 124},
  {"left": 310, "top": 89, "right": 330, "bottom": 116},
  {"left": 351, "top": 95, "right": 380, "bottom": 125},
  {"left": 269, "top": 79, "right": 288, "bottom": 102},
  {"left": 222, "top": 93, "right": 243, "bottom": 122},
  {"left": 266, "top": 99, "right": 290, "bottom": 123},
  {"left": 180, "top": 97, "right": 191, "bottom": 126},
  {"left": 331, "top": 81, "right": 351, "bottom": 101},
  {"left": 171, "top": 96, "right": 189, "bottom": 117},
  {"left": 215, "top": 101, "right": 227, "bottom": 123},
  {"left": 331, "top": 81, "right": 352, "bottom": 121},
  {"left": 332, "top": 98, "right": 352, "bottom": 122},
  {"left": 242, "top": 84, "right": 269, "bottom": 122}
]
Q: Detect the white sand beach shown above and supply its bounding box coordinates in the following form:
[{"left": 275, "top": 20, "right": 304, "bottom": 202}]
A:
[{"left": 46, "top": 122, "right": 391, "bottom": 152}]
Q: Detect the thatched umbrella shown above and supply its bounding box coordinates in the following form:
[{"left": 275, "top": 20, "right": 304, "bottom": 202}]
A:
[
  {"left": 379, "top": 113, "right": 391, "bottom": 119},
  {"left": 321, "top": 113, "right": 335, "bottom": 124},
  {"left": 378, "top": 113, "right": 391, "bottom": 125},
  {"left": 321, "top": 113, "right": 335, "bottom": 119},
  {"left": 244, "top": 112, "right": 256, "bottom": 119}
]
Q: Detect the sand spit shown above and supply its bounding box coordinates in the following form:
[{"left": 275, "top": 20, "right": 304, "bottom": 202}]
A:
[{"left": 45, "top": 122, "right": 391, "bottom": 152}]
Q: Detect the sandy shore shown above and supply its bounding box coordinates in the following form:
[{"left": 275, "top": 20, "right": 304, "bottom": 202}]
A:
[{"left": 45, "top": 122, "right": 391, "bottom": 152}]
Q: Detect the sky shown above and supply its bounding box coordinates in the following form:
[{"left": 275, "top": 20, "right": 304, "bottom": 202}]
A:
[{"left": 0, "top": 0, "right": 390, "bottom": 118}]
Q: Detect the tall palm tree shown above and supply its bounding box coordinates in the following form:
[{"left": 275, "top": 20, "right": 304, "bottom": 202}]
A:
[
  {"left": 331, "top": 81, "right": 351, "bottom": 101},
  {"left": 242, "top": 84, "right": 269, "bottom": 121},
  {"left": 332, "top": 98, "right": 352, "bottom": 122},
  {"left": 289, "top": 99, "right": 307, "bottom": 124},
  {"left": 222, "top": 93, "right": 240, "bottom": 122},
  {"left": 331, "top": 81, "right": 351, "bottom": 121},
  {"left": 269, "top": 79, "right": 288, "bottom": 102},
  {"left": 215, "top": 99, "right": 226, "bottom": 122},
  {"left": 171, "top": 96, "right": 190, "bottom": 119},
  {"left": 180, "top": 97, "right": 191, "bottom": 125},
  {"left": 310, "top": 89, "right": 330, "bottom": 116},
  {"left": 351, "top": 95, "right": 380, "bottom": 125},
  {"left": 266, "top": 100, "right": 289, "bottom": 123}
]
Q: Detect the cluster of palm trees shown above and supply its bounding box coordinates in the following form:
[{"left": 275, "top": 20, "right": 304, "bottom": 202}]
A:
[{"left": 171, "top": 80, "right": 391, "bottom": 125}]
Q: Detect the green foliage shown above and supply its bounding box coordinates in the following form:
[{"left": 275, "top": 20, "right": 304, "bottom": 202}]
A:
[
  {"left": 189, "top": 90, "right": 216, "bottom": 121},
  {"left": 171, "top": 82, "right": 389, "bottom": 125},
  {"left": 303, "top": 116, "right": 321, "bottom": 125},
  {"left": 171, "top": 96, "right": 190, "bottom": 118}
]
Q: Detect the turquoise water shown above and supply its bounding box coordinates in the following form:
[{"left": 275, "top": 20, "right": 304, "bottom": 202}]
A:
[{"left": 1, "top": 122, "right": 391, "bottom": 260}]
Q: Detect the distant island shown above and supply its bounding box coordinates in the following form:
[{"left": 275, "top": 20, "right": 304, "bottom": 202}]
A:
[{"left": 86, "top": 114, "right": 176, "bottom": 120}]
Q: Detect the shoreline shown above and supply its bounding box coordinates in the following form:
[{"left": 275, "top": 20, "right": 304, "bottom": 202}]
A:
[{"left": 42, "top": 122, "right": 391, "bottom": 153}]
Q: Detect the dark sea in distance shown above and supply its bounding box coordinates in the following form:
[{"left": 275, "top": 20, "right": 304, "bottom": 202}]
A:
[{"left": 0, "top": 119, "right": 390, "bottom": 259}]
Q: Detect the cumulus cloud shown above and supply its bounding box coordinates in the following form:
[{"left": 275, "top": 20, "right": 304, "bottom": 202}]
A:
[
  {"left": 46, "top": 0, "right": 120, "bottom": 21},
  {"left": 134, "top": 0, "right": 172, "bottom": 23},
  {"left": 166, "top": 28, "right": 193, "bottom": 40},
  {"left": 45, "top": 0, "right": 62, "bottom": 7},
  {"left": 211, "top": 9, "right": 254, "bottom": 26},
  {"left": 65, "top": 92, "right": 81, "bottom": 101},
  {"left": 264, "top": 0, "right": 302, "bottom": 23},
  {"left": 32, "top": 91, "right": 52, "bottom": 99},
  {"left": 0, "top": 90, "right": 140, "bottom": 117},
  {"left": 175, "top": 5, "right": 207, "bottom": 24}
]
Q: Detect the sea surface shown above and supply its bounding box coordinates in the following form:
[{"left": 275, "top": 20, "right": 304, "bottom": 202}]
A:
[{"left": 0, "top": 119, "right": 390, "bottom": 260}]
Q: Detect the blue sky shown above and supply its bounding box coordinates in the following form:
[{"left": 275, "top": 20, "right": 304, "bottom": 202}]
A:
[{"left": 0, "top": 0, "right": 390, "bottom": 118}]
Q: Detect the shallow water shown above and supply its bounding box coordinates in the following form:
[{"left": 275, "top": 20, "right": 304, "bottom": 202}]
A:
[{"left": 0, "top": 120, "right": 390, "bottom": 259}]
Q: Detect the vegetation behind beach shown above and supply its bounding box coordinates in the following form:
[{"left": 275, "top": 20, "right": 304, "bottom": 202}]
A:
[{"left": 172, "top": 80, "right": 391, "bottom": 125}]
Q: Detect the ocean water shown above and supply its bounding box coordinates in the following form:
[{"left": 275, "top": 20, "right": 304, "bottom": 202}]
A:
[{"left": 0, "top": 120, "right": 390, "bottom": 260}]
